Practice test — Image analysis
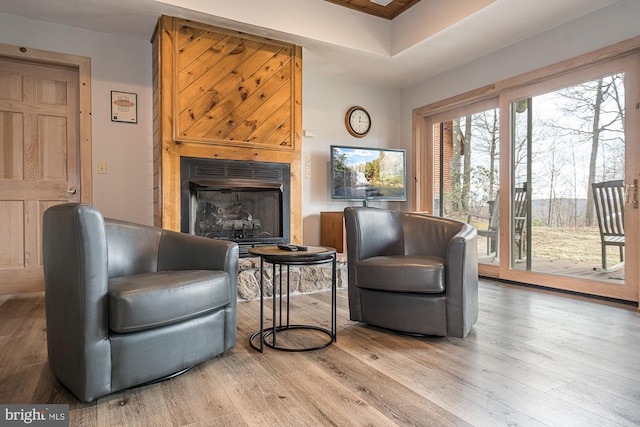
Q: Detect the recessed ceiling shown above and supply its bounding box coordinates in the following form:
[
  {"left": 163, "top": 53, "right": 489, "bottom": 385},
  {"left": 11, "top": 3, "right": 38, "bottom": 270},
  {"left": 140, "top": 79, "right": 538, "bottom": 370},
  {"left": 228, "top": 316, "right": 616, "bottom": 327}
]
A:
[
  {"left": 0, "top": 0, "right": 622, "bottom": 89},
  {"left": 324, "top": 0, "right": 421, "bottom": 20}
]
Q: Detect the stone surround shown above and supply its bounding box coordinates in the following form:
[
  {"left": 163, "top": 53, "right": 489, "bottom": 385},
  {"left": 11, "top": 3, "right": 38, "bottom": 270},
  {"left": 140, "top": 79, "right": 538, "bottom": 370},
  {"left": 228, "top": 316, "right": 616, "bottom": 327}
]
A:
[{"left": 237, "top": 253, "right": 347, "bottom": 300}]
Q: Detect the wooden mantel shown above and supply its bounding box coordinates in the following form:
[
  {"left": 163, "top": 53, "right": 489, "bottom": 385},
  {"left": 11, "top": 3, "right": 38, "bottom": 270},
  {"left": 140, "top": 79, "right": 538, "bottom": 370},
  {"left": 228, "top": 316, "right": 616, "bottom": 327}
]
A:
[{"left": 152, "top": 16, "right": 303, "bottom": 242}]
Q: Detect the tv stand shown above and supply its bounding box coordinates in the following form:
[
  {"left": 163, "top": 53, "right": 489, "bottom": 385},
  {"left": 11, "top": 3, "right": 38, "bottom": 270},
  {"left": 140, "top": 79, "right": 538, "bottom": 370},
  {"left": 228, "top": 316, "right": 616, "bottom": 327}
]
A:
[{"left": 320, "top": 212, "right": 346, "bottom": 253}]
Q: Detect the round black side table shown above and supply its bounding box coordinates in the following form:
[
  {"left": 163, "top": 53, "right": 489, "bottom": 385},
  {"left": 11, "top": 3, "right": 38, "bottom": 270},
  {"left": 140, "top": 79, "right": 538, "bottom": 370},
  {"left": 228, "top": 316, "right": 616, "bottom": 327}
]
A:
[{"left": 248, "top": 245, "right": 337, "bottom": 352}]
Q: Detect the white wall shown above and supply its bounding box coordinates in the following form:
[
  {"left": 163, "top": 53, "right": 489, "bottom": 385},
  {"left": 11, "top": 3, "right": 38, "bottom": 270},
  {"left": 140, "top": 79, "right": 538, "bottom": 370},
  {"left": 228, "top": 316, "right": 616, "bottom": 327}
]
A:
[
  {"left": 301, "top": 70, "right": 403, "bottom": 245},
  {"left": 0, "top": 12, "right": 154, "bottom": 225},
  {"left": 400, "top": 0, "right": 640, "bottom": 144}
]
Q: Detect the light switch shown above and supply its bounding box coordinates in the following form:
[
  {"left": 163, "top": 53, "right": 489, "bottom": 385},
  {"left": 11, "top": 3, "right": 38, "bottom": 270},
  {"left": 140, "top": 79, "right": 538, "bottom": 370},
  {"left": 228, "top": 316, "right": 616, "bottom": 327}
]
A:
[
  {"left": 97, "top": 161, "right": 107, "bottom": 174},
  {"left": 305, "top": 168, "right": 311, "bottom": 179}
]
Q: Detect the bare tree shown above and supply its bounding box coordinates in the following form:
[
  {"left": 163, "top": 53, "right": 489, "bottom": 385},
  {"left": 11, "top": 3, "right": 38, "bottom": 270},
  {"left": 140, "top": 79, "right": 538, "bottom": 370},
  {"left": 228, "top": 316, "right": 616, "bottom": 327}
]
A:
[
  {"left": 586, "top": 78, "right": 604, "bottom": 226},
  {"left": 462, "top": 115, "right": 472, "bottom": 211},
  {"left": 471, "top": 109, "right": 499, "bottom": 198},
  {"left": 553, "top": 74, "right": 625, "bottom": 225}
]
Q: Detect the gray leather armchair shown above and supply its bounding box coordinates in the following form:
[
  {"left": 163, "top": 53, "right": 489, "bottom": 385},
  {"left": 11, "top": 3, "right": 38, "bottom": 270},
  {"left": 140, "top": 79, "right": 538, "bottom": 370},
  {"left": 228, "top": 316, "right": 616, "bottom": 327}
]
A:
[
  {"left": 344, "top": 207, "right": 478, "bottom": 338},
  {"left": 42, "top": 203, "right": 239, "bottom": 402}
]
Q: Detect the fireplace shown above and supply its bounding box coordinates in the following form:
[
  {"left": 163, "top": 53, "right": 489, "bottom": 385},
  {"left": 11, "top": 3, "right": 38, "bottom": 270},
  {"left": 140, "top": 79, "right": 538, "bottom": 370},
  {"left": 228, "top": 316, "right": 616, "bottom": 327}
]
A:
[{"left": 180, "top": 157, "right": 290, "bottom": 256}]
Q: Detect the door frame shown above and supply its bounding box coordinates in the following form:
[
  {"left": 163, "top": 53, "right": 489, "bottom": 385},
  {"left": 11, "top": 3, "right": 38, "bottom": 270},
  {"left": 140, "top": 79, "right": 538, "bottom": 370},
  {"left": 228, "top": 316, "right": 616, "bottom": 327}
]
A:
[{"left": 0, "top": 43, "right": 92, "bottom": 294}]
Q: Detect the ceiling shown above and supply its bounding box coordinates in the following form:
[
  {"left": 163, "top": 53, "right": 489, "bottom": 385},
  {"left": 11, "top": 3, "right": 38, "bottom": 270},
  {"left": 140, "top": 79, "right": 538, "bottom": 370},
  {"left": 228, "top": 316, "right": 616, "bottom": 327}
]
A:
[
  {"left": 0, "top": 0, "right": 621, "bottom": 89},
  {"left": 324, "top": 0, "right": 421, "bottom": 20}
]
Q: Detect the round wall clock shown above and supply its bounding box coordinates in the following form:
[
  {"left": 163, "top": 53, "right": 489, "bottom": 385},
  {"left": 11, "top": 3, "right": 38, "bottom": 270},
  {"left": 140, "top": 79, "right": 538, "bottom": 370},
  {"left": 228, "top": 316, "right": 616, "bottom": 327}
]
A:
[{"left": 345, "top": 106, "right": 371, "bottom": 138}]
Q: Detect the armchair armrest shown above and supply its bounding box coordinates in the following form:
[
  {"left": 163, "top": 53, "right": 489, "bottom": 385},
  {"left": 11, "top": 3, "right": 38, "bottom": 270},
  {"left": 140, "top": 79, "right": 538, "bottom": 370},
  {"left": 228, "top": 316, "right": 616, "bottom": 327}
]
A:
[
  {"left": 445, "top": 223, "right": 479, "bottom": 337},
  {"left": 157, "top": 231, "right": 239, "bottom": 307},
  {"left": 344, "top": 206, "right": 404, "bottom": 321},
  {"left": 43, "top": 203, "right": 112, "bottom": 400},
  {"left": 157, "top": 230, "right": 239, "bottom": 346},
  {"left": 157, "top": 229, "right": 238, "bottom": 275},
  {"left": 402, "top": 213, "right": 461, "bottom": 257}
]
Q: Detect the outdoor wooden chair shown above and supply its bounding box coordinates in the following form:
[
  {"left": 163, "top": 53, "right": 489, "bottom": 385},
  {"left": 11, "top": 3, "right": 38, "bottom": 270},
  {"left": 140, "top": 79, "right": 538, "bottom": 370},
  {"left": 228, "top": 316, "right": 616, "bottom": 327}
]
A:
[
  {"left": 468, "top": 192, "right": 500, "bottom": 256},
  {"left": 468, "top": 187, "right": 526, "bottom": 260},
  {"left": 513, "top": 187, "right": 527, "bottom": 262},
  {"left": 592, "top": 180, "right": 625, "bottom": 271}
]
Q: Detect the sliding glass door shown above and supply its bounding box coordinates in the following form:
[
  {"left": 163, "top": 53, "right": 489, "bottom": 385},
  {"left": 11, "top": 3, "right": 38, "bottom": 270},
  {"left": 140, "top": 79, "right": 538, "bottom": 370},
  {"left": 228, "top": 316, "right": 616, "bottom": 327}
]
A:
[
  {"left": 432, "top": 100, "right": 500, "bottom": 267},
  {"left": 426, "top": 52, "right": 640, "bottom": 302},
  {"left": 499, "top": 56, "right": 639, "bottom": 301}
]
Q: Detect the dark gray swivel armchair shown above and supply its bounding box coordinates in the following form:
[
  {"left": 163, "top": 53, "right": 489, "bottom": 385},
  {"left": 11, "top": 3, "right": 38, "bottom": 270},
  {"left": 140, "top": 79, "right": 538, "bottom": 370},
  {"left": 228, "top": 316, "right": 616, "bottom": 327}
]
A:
[
  {"left": 344, "top": 207, "right": 478, "bottom": 338},
  {"left": 42, "top": 203, "right": 239, "bottom": 402}
]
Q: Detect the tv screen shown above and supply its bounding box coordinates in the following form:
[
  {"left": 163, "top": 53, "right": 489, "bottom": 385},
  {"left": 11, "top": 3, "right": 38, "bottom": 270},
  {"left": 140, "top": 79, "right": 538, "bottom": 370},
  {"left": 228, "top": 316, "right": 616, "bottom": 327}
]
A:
[{"left": 330, "top": 145, "right": 407, "bottom": 202}]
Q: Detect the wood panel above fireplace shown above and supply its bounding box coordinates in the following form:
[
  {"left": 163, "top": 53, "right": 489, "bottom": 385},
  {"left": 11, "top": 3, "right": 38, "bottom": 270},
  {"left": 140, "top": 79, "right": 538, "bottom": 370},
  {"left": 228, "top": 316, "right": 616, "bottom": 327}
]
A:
[{"left": 152, "top": 16, "right": 303, "bottom": 243}]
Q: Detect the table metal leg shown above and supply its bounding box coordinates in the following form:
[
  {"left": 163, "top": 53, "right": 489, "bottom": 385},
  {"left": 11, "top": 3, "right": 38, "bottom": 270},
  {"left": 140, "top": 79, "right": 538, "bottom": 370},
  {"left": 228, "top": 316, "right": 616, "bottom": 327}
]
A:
[
  {"left": 286, "top": 265, "right": 290, "bottom": 327},
  {"left": 257, "top": 256, "right": 265, "bottom": 352},
  {"left": 332, "top": 253, "right": 337, "bottom": 341},
  {"left": 272, "top": 262, "right": 277, "bottom": 348},
  {"left": 251, "top": 250, "right": 337, "bottom": 352}
]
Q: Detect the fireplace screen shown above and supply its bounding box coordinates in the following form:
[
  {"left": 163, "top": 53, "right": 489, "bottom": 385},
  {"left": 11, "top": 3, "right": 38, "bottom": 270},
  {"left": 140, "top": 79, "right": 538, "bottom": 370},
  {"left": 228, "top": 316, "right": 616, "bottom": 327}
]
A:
[
  {"left": 192, "top": 188, "right": 281, "bottom": 241},
  {"left": 181, "top": 157, "right": 290, "bottom": 256}
]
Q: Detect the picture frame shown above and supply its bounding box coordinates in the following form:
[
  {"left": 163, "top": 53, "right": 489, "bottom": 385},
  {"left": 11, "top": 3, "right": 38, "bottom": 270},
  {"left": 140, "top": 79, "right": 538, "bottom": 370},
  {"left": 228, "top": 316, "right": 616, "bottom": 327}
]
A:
[{"left": 111, "top": 91, "right": 137, "bottom": 123}]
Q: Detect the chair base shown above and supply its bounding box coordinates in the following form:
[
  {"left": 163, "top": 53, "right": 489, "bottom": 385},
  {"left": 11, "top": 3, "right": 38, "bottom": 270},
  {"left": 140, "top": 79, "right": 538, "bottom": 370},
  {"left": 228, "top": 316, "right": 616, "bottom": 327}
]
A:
[
  {"left": 360, "top": 322, "right": 449, "bottom": 339},
  {"left": 135, "top": 366, "right": 193, "bottom": 388}
]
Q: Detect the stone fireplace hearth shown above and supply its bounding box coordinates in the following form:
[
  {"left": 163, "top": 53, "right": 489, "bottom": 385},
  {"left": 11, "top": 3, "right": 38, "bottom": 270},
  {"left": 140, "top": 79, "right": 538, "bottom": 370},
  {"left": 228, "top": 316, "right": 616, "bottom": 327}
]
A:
[{"left": 236, "top": 254, "right": 348, "bottom": 300}]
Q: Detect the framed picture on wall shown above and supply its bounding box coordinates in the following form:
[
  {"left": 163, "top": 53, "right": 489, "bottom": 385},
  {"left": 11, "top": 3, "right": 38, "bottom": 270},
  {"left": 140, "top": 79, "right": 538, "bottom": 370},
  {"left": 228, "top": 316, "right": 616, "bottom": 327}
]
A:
[{"left": 111, "top": 91, "right": 137, "bottom": 123}]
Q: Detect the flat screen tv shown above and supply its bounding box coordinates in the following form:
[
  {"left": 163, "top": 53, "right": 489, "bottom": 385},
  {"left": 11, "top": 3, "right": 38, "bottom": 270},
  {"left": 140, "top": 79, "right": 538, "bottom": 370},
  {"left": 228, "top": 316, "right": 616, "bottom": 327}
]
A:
[{"left": 330, "top": 145, "right": 407, "bottom": 203}]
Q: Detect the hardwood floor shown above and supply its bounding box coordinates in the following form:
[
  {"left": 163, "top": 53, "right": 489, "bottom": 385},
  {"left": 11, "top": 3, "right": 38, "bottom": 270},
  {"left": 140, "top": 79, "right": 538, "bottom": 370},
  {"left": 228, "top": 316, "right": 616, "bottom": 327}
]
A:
[{"left": 1, "top": 281, "right": 639, "bottom": 426}]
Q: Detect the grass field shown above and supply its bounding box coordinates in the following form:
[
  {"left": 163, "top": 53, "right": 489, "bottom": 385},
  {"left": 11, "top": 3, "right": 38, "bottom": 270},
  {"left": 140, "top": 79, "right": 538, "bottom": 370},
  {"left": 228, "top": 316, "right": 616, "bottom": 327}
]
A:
[{"left": 473, "top": 223, "right": 622, "bottom": 267}]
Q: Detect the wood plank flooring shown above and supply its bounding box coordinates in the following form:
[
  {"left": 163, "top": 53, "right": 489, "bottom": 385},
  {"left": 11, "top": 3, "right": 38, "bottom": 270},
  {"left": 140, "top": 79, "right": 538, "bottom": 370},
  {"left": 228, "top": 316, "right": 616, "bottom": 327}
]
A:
[{"left": 1, "top": 281, "right": 639, "bottom": 426}]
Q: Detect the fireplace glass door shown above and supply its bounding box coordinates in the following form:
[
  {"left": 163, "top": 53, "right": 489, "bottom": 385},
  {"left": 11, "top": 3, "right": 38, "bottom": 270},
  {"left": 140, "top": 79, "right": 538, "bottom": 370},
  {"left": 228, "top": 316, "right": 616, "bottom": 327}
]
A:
[
  {"left": 180, "top": 157, "right": 291, "bottom": 256},
  {"left": 192, "top": 187, "right": 282, "bottom": 242}
]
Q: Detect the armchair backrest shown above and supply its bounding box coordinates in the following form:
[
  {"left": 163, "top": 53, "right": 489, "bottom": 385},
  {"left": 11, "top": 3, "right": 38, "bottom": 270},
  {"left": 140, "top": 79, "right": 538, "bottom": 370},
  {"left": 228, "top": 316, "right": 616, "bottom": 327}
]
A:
[
  {"left": 400, "top": 212, "right": 466, "bottom": 257},
  {"left": 105, "top": 219, "right": 162, "bottom": 279},
  {"left": 345, "top": 207, "right": 469, "bottom": 259},
  {"left": 344, "top": 207, "right": 404, "bottom": 262},
  {"left": 105, "top": 219, "right": 239, "bottom": 280}
]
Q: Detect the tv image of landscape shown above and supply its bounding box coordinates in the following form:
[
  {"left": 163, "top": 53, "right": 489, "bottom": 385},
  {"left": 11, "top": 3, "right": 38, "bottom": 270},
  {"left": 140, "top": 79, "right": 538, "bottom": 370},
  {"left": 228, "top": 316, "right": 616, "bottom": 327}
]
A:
[{"left": 331, "top": 145, "right": 406, "bottom": 201}]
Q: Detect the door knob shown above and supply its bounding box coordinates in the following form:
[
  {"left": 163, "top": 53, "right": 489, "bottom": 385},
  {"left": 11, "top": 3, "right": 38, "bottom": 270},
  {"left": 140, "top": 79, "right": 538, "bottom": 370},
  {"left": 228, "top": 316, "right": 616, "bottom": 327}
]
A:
[{"left": 60, "top": 187, "right": 77, "bottom": 195}]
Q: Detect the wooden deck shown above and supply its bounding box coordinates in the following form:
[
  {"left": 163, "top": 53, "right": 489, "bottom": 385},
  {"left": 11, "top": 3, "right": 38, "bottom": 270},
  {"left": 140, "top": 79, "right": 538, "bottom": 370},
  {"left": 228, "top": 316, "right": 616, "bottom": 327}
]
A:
[
  {"left": 480, "top": 256, "right": 625, "bottom": 283},
  {"left": 1, "top": 281, "right": 640, "bottom": 426}
]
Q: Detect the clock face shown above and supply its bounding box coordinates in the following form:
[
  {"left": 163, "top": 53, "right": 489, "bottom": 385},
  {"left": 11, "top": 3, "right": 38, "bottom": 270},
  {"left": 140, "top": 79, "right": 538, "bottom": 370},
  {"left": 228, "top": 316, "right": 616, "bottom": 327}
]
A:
[{"left": 346, "top": 107, "right": 371, "bottom": 137}]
